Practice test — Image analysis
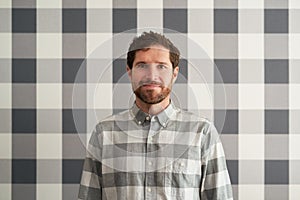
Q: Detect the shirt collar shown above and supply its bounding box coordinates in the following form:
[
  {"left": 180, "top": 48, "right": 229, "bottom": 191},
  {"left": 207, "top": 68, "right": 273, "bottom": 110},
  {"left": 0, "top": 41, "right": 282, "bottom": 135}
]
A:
[{"left": 131, "top": 101, "right": 176, "bottom": 127}]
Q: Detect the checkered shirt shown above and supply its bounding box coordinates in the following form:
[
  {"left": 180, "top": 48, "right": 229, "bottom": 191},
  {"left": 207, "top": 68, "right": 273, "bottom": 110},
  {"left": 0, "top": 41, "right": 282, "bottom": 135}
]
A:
[{"left": 78, "top": 102, "right": 233, "bottom": 200}]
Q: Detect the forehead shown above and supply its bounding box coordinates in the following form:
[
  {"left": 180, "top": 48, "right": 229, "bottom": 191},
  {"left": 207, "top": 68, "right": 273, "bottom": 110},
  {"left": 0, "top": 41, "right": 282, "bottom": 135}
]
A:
[{"left": 134, "top": 45, "right": 171, "bottom": 63}]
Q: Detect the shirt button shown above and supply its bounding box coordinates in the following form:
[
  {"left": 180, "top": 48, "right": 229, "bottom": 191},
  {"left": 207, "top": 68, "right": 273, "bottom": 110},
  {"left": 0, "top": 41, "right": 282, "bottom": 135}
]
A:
[
  {"left": 162, "top": 122, "right": 166, "bottom": 126},
  {"left": 147, "top": 188, "right": 152, "bottom": 192},
  {"left": 138, "top": 121, "right": 141, "bottom": 125},
  {"left": 180, "top": 162, "right": 184, "bottom": 167},
  {"left": 148, "top": 161, "right": 152, "bottom": 166},
  {"left": 146, "top": 116, "right": 150, "bottom": 121}
]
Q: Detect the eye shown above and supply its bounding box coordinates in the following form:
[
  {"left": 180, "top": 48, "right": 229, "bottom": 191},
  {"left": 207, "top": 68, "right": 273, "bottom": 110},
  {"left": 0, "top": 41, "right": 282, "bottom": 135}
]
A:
[
  {"left": 157, "top": 64, "right": 167, "bottom": 69},
  {"left": 136, "top": 63, "right": 148, "bottom": 68}
]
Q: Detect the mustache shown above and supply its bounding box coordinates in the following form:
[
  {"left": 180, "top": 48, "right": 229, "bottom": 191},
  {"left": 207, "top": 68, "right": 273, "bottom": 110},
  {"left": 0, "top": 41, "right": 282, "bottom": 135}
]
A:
[{"left": 138, "top": 81, "right": 163, "bottom": 87}]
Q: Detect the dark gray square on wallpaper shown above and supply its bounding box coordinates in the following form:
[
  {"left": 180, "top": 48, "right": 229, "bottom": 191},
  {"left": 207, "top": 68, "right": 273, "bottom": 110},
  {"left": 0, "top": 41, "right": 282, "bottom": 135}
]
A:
[
  {"left": 163, "top": 9, "right": 187, "bottom": 33},
  {"left": 113, "top": 58, "right": 128, "bottom": 83},
  {"left": 12, "top": 109, "right": 36, "bottom": 133},
  {"left": 265, "top": 110, "right": 289, "bottom": 134},
  {"left": 214, "top": 59, "right": 238, "bottom": 83},
  {"left": 265, "top": 160, "right": 289, "bottom": 184},
  {"left": 63, "top": 9, "right": 86, "bottom": 33},
  {"left": 12, "top": 184, "right": 36, "bottom": 200},
  {"left": 62, "top": 159, "right": 84, "bottom": 183},
  {"left": 177, "top": 59, "right": 187, "bottom": 83},
  {"left": 12, "top": 9, "right": 36, "bottom": 33},
  {"left": 265, "top": 9, "right": 288, "bottom": 33},
  {"left": 227, "top": 160, "right": 238, "bottom": 184},
  {"left": 63, "top": 184, "right": 80, "bottom": 200},
  {"left": 214, "top": 110, "right": 238, "bottom": 134},
  {"left": 265, "top": 59, "right": 289, "bottom": 83},
  {"left": 214, "top": 9, "right": 238, "bottom": 33},
  {"left": 62, "top": 59, "right": 86, "bottom": 83},
  {"left": 63, "top": 109, "right": 86, "bottom": 134},
  {"left": 12, "top": 159, "right": 36, "bottom": 183},
  {"left": 12, "top": 59, "right": 36, "bottom": 83},
  {"left": 113, "top": 9, "right": 137, "bottom": 33}
]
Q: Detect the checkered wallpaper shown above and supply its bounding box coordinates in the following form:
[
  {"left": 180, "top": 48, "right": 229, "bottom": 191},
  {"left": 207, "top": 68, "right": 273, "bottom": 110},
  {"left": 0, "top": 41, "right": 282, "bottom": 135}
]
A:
[{"left": 1, "top": 0, "right": 300, "bottom": 199}]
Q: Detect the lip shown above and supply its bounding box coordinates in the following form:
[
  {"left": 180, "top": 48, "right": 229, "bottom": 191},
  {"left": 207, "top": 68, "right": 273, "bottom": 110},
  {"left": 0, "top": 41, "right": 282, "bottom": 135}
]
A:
[{"left": 142, "top": 84, "right": 161, "bottom": 89}]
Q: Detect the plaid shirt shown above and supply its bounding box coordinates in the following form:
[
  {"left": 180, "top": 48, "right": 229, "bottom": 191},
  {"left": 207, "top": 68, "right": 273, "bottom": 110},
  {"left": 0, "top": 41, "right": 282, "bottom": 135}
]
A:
[{"left": 78, "top": 102, "right": 233, "bottom": 200}]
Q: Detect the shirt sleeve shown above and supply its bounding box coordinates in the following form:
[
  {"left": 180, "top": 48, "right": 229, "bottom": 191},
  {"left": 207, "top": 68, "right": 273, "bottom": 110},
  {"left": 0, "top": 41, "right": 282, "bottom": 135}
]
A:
[
  {"left": 78, "top": 125, "right": 103, "bottom": 200},
  {"left": 200, "top": 122, "right": 233, "bottom": 200}
]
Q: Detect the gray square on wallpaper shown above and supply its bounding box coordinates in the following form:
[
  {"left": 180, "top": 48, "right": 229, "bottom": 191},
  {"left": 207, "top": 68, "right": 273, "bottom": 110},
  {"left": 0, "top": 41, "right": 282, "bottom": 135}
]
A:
[
  {"left": 12, "top": 159, "right": 36, "bottom": 183},
  {"left": 37, "top": 109, "right": 62, "bottom": 133},
  {"left": 0, "top": 59, "right": 11, "bottom": 83},
  {"left": 12, "top": 134, "right": 36, "bottom": 158},
  {"left": 188, "top": 9, "right": 213, "bottom": 33},
  {"left": 265, "top": 34, "right": 288, "bottom": 59},
  {"left": 87, "top": 9, "right": 112, "bottom": 33},
  {"left": 37, "top": 9, "right": 62, "bottom": 33},
  {"left": 37, "top": 159, "right": 62, "bottom": 183},
  {"left": 226, "top": 160, "right": 238, "bottom": 184},
  {"left": 63, "top": 184, "right": 80, "bottom": 200},
  {"left": 63, "top": 34, "right": 86, "bottom": 58},
  {"left": 12, "top": 33, "right": 36, "bottom": 58},
  {"left": 0, "top": 159, "right": 11, "bottom": 183},
  {"left": 265, "top": 110, "right": 288, "bottom": 134},
  {"left": 12, "top": 84, "right": 36, "bottom": 108},
  {"left": 265, "top": 0, "right": 288, "bottom": 8},
  {"left": 113, "top": 58, "right": 129, "bottom": 83},
  {"left": 113, "top": 9, "right": 137, "bottom": 33},
  {"left": 63, "top": 0, "right": 86, "bottom": 8},
  {"left": 265, "top": 135, "right": 288, "bottom": 159},
  {"left": 12, "top": 9, "right": 36, "bottom": 33},
  {"left": 265, "top": 9, "right": 288, "bottom": 33},
  {"left": 63, "top": 109, "right": 86, "bottom": 134},
  {"left": 62, "top": 159, "right": 84, "bottom": 183},
  {"left": 239, "top": 160, "right": 264, "bottom": 184},
  {"left": 12, "top": 184, "right": 36, "bottom": 200},
  {"left": 12, "top": 0, "right": 36, "bottom": 8},
  {"left": 265, "top": 59, "right": 288, "bottom": 83},
  {"left": 220, "top": 135, "right": 238, "bottom": 159},
  {"left": 164, "top": 9, "right": 187, "bottom": 33},
  {"left": 265, "top": 185, "right": 289, "bottom": 200},
  {"left": 62, "top": 59, "right": 86, "bottom": 83},
  {"left": 63, "top": 134, "right": 86, "bottom": 158},
  {"left": 0, "top": 109, "right": 11, "bottom": 133},
  {"left": 12, "top": 109, "right": 36, "bottom": 133},
  {"left": 63, "top": 84, "right": 86, "bottom": 108},
  {"left": 265, "top": 160, "right": 289, "bottom": 184},
  {"left": 265, "top": 85, "right": 288, "bottom": 109},
  {"left": 37, "top": 59, "right": 62, "bottom": 83},
  {"left": 214, "top": 0, "right": 238, "bottom": 8},
  {"left": 290, "top": 160, "right": 300, "bottom": 184},
  {"left": 214, "top": 110, "right": 238, "bottom": 134},
  {"left": 0, "top": 9, "right": 11, "bottom": 32},
  {"left": 63, "top": 9, "right": 86, "bottom": 33},
  {"left": 172, "top": 84, "right": 188, "bottom": 110},
  {"left": 214, "top": 59, "right": 238, "bottom": 83},
  {"left": 239, "top": 9, "right": 263, "bottom": 33},
  {"left": 290, "top": 9, "right": 300, "bottom": 33},
  {"left": 214, "top": 34, "right": 238, "bottom": 59},
  {"left": 113, "top": 0, "right": 137, "bottom": 8},
  {"left": 215, "top": 84, "right": 238, "bottom": 109},
  {"left": 214, "top": 9, "right": 238, "bottom": 33},
  {"left": 12, "top": 59, "right": 36, "bottom": 83},
  {"left": 87, "top": 59, "right": 112, "bottom": 83},
  {"left": 188, "top": 59, "right": 214, "bottom": 83}
]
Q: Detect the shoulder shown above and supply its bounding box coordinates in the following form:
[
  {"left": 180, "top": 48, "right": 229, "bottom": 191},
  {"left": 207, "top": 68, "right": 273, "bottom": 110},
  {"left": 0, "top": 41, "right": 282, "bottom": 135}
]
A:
[{"left": 94, "top": 109, "right": 133, "bottom": 130}]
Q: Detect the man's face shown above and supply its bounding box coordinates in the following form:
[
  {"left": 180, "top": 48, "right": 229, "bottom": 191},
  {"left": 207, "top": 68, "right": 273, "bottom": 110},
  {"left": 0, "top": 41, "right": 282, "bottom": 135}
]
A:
[{"left": 127, "top": 45, "right": 179, "bottom": 104}]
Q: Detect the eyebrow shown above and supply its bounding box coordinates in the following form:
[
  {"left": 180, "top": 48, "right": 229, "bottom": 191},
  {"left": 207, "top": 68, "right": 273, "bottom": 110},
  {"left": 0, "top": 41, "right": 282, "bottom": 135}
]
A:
[{"left": 134, "top": 61, "right": 171, "bottom": 66}]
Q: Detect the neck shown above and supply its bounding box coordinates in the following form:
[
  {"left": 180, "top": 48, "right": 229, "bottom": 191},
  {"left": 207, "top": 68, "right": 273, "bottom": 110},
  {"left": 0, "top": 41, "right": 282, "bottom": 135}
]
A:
[{"left": 135, "top": 96, "right": 170, "bottom": 115}]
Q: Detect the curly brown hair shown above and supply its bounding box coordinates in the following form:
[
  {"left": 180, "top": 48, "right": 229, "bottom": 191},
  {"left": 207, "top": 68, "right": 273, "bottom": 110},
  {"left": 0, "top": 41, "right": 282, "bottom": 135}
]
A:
[{"left": 127, "top": 31, "right": 180, "bottom": 69}]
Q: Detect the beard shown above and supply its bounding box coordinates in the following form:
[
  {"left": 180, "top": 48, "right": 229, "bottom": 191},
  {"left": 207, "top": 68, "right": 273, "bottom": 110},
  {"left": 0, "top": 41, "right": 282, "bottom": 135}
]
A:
[{"left": 134, "top": 81, "right": 172, "bottom": 104}]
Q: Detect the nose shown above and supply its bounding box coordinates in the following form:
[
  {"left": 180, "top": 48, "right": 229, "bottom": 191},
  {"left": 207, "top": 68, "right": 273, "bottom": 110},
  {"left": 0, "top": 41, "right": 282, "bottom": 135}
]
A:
[{"left": 146, "top": 65, "right": 159, "bottom": 80}]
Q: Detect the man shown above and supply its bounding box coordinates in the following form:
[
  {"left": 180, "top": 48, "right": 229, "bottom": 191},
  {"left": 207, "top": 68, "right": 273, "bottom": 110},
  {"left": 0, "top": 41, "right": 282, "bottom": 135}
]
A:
[{"left": 78, "top": 31, "right": 233, "bottom": 200}]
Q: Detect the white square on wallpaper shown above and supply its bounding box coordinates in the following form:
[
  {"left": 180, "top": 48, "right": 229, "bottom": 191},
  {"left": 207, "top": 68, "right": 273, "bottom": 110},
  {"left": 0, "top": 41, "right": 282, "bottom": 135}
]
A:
[
  {"left": 289, "top": 0, "right": 300, "bottom": 9},
  {"left": 37, "top": 184, "right": 62, "bottom": 200},
  {"left": 290, "top": 134, "right": 300, "bottom": 160},
  {"left": 0, "top": 84, "right": 11, "bottom": 108},
  {"left": 290, "top": 84, "right": 300, "bottom": 109},
  {"left": 239, "top": 34, "right": 264, "bottom": 59},
  {"left": 188, "top": 34, "right": 213, "bottom": 59},
  {"left": 138, "top": 9, "right": 163, "bottom": 30},
  {"left": 188, "top": 84, "right": 214, "bottom": 110},
  {"left": 87, "top": 83, "right": 112, "bottom": 109},
  {"left": 0, "top": 134, "right": 11, "bottom": 159},
  {"left": 290, "top": 185, "right": 300, "bottom": 200},
  {"left": 137, "top": 0, "right": 163, "bottom": 8},
  {"left": 289, "top": 34, "right": 300, "bottom": 59},
  {"left": 37, "top": 84, "right": 62, "bottom": 109},
  {"left": 188, "top": 0, "right": 213, "bottom": 8},
  {"left": 37, "top": 34, "right": 62, "bottom": 59},
  {"left": 239, "top": 185, "right": 264, "bottom": 200},
  {"left": 239, "top": 0, "right": 264, "bottom": 8},
  {"left": 0, "top": 33, "right": 11, "bottom": 58},
  {"left": 36, "top": 0, "right": 62, "bottom": 8},
  {"left": 0, "top": 184, "right": 11, "bottom": 200},
  {"left": 239, "top": 134, "right": 264, "bottom": 159},
  {"left": 37, "top": 134, "right": 62, "bottom": 159},
  {"left": 239, "top": 84, "right": 264, "bottom": 109},
  {"left": 87, "top": 0, "right": 112, "bottom": 8},
  {"left": 87, "top": 33, "right": 112, "bottom": 58}
]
